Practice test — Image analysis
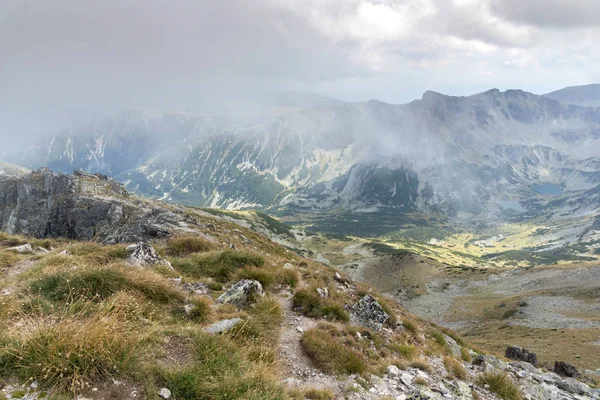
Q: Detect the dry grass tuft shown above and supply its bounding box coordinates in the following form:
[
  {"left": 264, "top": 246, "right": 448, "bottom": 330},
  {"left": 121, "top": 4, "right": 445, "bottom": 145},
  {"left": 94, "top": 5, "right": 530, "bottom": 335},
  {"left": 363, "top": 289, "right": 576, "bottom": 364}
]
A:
[
  {"left": 164, "top": 236, "right": 215, "bottom": 257},
  {"left": 444, "top": 356, "right": 468, "bottom": 380},
  {"left": 477, "top": 372, "right": 522, "bottom": 400},
  {"left": 300, "top": 326, "right": 367, "bottom": 375}
]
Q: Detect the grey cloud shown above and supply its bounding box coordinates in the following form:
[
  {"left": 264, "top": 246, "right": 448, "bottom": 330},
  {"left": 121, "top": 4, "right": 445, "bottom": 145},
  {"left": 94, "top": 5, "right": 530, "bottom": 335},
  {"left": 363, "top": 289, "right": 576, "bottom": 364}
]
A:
[{"left": 490, "top": 0, "right": 600, "bottom": 29}]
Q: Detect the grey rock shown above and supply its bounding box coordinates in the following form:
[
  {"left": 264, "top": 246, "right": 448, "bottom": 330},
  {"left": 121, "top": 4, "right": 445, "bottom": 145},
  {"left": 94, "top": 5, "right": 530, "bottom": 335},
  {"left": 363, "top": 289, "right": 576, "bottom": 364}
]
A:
[
  {"left": 387, "top": 365, "right": 402, "bottom": 378},
  {"left": 349, "top": 294, "right": 390, "bottom": 331},
  {"left": 0, "top": 169, "right": 193, "bottom": 243},
  {"left": 558, "top": 378, "right": 590, "bottom": 395},
  {"left": 182, "top": 281, "right": 210, "bottom": 295},
  {"left": 7, "top": 243, "right": 32, "bottom": 253},
  {"left": 554, "top": 361, "right": 581, "bottom": 378},
  {"left": 505, "top": 346, "right": 538, "bottom": 366},
  {"left": 316, "top": 287, "right": 329, "bottom": 298},
  {"left": 443, "top": 334, "right": 461, "bottom": 357},
  {"left": 58, "top": 249, "right": 72, "bottom": 255},
  {"left": 203, "top": 318, "right": 243, "bottom": 334},
  {"left": 216, "top": 279, "right": 264, "bottom": 307},
  {"left": 159, "top": 387, "right": 172, "bottom": 399},
  {"left": 127, "top": 242, "right": 173, "bottom": 269}
]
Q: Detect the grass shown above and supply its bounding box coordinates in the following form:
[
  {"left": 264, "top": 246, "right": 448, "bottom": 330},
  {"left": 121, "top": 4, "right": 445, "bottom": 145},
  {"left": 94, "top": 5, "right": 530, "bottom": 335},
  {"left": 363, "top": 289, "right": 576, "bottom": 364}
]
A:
[
  {"left": 409, "top": 360, "right": 433, "bottom": 374},
  {"left": 156, "top": 332, "right": 284, "bottom": 400},
  {"left": 300, "top": 326, "right": 367, "bottom": 375},
  {"left": 0, "top": 314, "right": 141, "bottom": 393},
  {"left": 303, "top": 388, "right": 335, "bottom": 400},
  {"left": 184, "top": 296, "right": 213, "bottom": 323},
  {"left": 444, "top": 356, "right": 467, "bottom": 380},
  {"left": 30, "top": 264, "right": 185, "bottom": 304},
  {"left": 235, "top": 266, "right": 299, "bottom": 289},
  {"left": 171, "top": 250, "right": 265, "bottom": 282},
  {"left": 477, "top": 372, "right": 522, "bottom": 400},
  {"left": 0, "top": 251, "right": 20, "bottom": 268},
  {"left": 229, "top": 296, "right": 283, "bottom": 343},
  {"left": 389, "top": 343, "right": 418, "bottom": 361},
  {"left": 164, "top": 236, "right": 215, "bottom": 257},
  {"left": 292, "top": 288, "right": 349, "bottom": 322}
]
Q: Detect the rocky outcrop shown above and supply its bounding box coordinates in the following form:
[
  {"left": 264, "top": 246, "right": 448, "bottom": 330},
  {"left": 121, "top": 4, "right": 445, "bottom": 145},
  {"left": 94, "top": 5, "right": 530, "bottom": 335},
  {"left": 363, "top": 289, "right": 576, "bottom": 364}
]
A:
[
  {"left": 554, "top": 361, "right": 581, "bottom": 378},
  {"left": 216, "top": 279, "right": 264, "bottom": 307},
  {"left": 126, "top": 242, "right": 173, "bottom": 269},
  {"left": 505, "top": 346, "right": 538, "bottom": 366},
  {"left": 349, "top": 295, "right": 390, "bottom": 331},
  {"left": 0, "top": 169, "right": 197, "bottom": 243}
]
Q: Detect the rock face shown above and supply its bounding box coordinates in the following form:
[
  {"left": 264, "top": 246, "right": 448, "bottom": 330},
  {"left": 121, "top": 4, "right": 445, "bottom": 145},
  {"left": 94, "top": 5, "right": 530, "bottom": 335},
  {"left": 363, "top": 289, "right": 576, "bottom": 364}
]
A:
[
  {"left": 554, "top": 361, "right": 581, "bottom": 378},
  {"left": 349, "top": 295, "right": 390, "bottom": 331},
  {"left": 0, "top": 169, "right": 196, "bottom": 243},
  {"left": 216, "top": 279, "right": 264, "bottom": 307},
  {"left": 126, "top": 242, "right": 173, "bottom": 269},
  {"left": 505, "top": 346, "right": 538, "bottom": 366}
]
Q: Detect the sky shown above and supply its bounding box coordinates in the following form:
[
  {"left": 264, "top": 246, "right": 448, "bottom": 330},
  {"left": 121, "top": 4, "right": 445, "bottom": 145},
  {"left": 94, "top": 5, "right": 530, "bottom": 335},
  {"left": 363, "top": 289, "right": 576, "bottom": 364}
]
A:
[{"left": 1, "top": 0, "right": 599, "bottom": 127}]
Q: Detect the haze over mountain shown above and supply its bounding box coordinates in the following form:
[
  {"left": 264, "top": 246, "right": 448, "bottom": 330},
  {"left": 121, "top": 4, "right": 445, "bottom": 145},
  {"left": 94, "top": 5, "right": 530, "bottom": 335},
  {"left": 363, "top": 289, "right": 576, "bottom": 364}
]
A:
[{"left": 545, "top": 84, "right": 600, "bottom": 107}]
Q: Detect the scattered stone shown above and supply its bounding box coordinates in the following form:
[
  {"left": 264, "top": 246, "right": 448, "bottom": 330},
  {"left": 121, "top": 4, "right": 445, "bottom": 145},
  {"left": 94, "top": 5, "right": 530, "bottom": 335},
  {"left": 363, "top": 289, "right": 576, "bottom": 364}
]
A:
[
  {"left": 203, "top": 318, "right": 243, "bottom": 334},
  {"left": 296, "top": 326, "right": 304, "bottom": 333},
  {"left": 35, "top": 246, "right": 49, "bottom": 253},
  {"left": 505, "top": 346, "right": 538, "bottom": 366},
  {"left": 7, "top": 243, "right": 32, "bottom": 253},
  {"left": 283, "top": 263, "right": 294, "bottom": 269},
  {"left": 126, "top": 242, "right": 173, "bottom": 269},
  {"left": 386, "top": 365, "right": 402, "bottom": 378},
  {"left": 58, "top": 249, "right": 72, "bottom": 255},
  {"left": 554, "top": 361, "right": 581, "bottom": 378},
  {"left": 316, "top": 287, "right": 329, "bottom": 298},
  {"left": 182, "top": 281, "right": 210, "bottom": 295},
  {"left": 216, "top": 279, "right": 264, "bottom": 307},
  {"left": 159, "top": 387, "right": 172, "bottom": 399},
  {"left": 349, "top": 294, "right": 390, "bottom": 331}
]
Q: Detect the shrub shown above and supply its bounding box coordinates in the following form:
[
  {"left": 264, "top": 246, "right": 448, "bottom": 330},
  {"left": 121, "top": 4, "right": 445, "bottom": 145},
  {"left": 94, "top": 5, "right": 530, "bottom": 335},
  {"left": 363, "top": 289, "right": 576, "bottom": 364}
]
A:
[
  {"left": 171, "top": 250, "right": 264, "bottom": 282},
  {"left": 0, "top": 316, "right": 140, "bottom": 393},
  {"left": 165, "top": 237, "right": 215, "bottom": 257},
  {"left": 292, "top": 288, "right": 349, "bottom": 322},
  {"left": 444, "top": 356, "right": 467, "bottom": 380},
  {"left": 477, "top": 372, "right": 522, "bottom": 400},
  {"left": 300, "top": 328, "right": 367, "bottom": 374},
  {"left": 30, "top": 264, "right": 185, "bottom": 304}
]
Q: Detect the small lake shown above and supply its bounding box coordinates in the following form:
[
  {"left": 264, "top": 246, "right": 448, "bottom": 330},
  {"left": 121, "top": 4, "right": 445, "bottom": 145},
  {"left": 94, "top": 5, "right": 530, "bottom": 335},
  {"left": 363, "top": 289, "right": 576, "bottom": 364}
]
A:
[{"left": 531, "top": 183, "right": 563, "bottom": 196}]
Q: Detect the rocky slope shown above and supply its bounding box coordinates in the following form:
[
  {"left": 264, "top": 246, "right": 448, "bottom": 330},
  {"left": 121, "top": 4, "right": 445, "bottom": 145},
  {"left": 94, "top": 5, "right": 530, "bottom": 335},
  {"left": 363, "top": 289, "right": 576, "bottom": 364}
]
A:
[{"left": 0, "top": 178, "right": 598, "bottom": 400}]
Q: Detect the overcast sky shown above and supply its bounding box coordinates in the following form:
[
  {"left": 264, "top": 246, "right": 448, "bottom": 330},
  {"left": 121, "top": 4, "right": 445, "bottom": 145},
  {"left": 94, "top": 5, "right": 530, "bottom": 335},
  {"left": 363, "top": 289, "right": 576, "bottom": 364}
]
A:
[{"left": 1, "top": 0, "right": 599, "bottom": 126}]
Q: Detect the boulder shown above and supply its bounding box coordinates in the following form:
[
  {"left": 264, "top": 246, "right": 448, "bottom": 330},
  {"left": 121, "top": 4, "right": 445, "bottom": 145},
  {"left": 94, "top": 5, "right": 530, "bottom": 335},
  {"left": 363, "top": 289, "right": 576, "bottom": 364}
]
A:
[
  {"left": 553, "top": 361, "right": 581, "bottom": 378},
  {"left": 203, "top": 318, "right": 243, "bottom": 334},
  {"left": 557, "top": 377, "right": 590, "bottom": 395},
  {"left": 215, "top": 279, "right": 264, "bottom": 307},
  {"left": 7, "top": 243, "right": 32, "bottom": 253},
  {"left": 316, "top": 287, "right": 329, "bottom": 298},
  {"left": 127, "top": 242, "right": 173, "bottom": 269},
  {"left": 505, "top": 346, "right": 538, "bottom": 366},
  {"left": 349, "top": 294, "right": 390, "bottom": 331},
  {"left": 443, "top": 334, "right": 462, "bottom": 357},
  {"left": 158, "top": 387, "right": 171, "bottom": 399}
]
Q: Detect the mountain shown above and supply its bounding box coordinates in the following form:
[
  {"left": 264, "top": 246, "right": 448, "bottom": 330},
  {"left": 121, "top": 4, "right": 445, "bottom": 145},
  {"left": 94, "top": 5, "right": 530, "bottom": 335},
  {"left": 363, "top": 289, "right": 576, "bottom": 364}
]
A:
[
  {"left": 0, "top": 169, "right": 596, "bottom": 400},
  {"left": 9, "top": 88, "right": 600, "bottom": 245},
  {"left": 545, "top": 83, "right": 600, "bottom": 107},
  {"left": 0, "top": 161, "right": 29, "bottom": 177}
]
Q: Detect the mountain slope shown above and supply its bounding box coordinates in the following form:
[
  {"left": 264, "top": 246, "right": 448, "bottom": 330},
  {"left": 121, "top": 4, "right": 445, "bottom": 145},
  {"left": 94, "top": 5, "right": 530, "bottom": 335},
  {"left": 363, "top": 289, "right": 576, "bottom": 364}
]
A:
[{"left": 545, "top": 83, "right": 600, "bottom": 108}]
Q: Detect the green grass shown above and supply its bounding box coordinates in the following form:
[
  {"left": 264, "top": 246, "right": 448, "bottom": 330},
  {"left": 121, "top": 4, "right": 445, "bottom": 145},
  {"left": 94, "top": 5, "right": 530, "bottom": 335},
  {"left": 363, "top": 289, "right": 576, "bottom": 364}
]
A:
[
  {"left": 171, "top": 250, "right": 265, "bottom": 282},
  {"left": 184, "top": 297, "right": 213, "bottom": 323},
  {"left": 0, "top": 315, "right": 141, "bottom": 393},
  {"left": 292, "top": 288, "right": 349, "bottom": 322},
  {"left": 477, "top": 372, "right": 522, "bottom": 400},
  {"left": 389, "top": 343, "right": 418, "bottom": 361},
  {"left": 300, "top": 327, "right": 367, "bottom": 375},
  {"left": 165, "top": 236, "right": 215, "bottom": 257},
  {"left": 0, "top": 251, "right": 20, "bottom": 268},
  {"left": 229, "top": 296, "right": 283, "bottom": 342},
  {"left": 30, "top": 264, "right": 185, "bottom": 304},
  {"left": 156, "top": 332, "right": 284, "bottom": 400}
]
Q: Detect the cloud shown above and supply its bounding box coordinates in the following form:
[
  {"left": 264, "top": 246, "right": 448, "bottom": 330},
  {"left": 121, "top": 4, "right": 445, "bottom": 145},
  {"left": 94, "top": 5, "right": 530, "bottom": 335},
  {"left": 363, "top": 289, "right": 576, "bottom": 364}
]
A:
[{"left": 0, "top": 0, "right": 598, "bottom": 129}]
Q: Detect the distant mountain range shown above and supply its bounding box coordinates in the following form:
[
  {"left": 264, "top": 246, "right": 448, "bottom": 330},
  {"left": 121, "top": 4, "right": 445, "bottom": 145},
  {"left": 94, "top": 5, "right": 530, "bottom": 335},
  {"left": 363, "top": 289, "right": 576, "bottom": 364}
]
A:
[
  {"left": 4, "top": 87, "right": 600, "bottom": 242},
  {"left": 545, "top": 83, "right": 600, "bottom": 107}
]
